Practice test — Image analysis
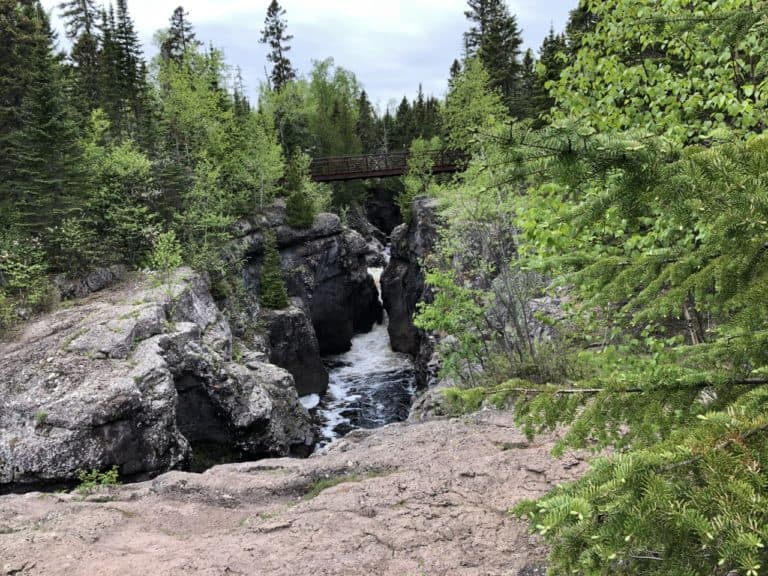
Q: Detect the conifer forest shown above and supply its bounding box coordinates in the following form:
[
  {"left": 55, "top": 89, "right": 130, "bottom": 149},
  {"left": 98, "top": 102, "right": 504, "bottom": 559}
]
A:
[{"left": 3, "top": 1, "right": 768, "bottom": 575}]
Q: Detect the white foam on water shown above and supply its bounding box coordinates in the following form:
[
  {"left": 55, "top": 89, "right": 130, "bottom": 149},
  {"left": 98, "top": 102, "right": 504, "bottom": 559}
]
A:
[
  {"left": 316, "top": 266, "right": 416, "bottom": 446},
  {"left": 299, "top": 394, "right": 321, "bottom": 410}
]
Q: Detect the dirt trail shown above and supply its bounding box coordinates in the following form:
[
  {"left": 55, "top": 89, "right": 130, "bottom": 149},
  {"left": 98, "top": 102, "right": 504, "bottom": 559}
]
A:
[{"left": 0, "top": 411, "right": 585, "bottom": 576}]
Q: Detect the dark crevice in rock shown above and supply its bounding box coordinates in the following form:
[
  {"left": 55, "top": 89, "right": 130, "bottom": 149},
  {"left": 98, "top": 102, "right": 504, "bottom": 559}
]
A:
[
  {"left": 174, "top": 372, "right": 240, "bottom": 472},
  {"left": 241, "top": 203, "right": 384, "bottom": 359}
]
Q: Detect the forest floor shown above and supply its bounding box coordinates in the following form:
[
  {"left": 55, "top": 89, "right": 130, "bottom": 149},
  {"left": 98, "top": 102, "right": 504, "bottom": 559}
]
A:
[{"left": 0, "top": 410, "right": 586, "bottom": 576}]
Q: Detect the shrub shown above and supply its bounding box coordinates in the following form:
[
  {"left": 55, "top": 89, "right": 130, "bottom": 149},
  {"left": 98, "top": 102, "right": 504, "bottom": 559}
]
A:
[
  {"left": 76, "top": 465, "right": 120, "bottom": 495},
  {"left": 149, "top": 230, "right": 183, "bottom": 278}
]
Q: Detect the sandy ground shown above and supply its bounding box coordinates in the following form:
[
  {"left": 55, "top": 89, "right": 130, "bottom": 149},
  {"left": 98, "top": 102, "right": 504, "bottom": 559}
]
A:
[{"left": 0, "top": 410, "right": 586, "bottom": 576}]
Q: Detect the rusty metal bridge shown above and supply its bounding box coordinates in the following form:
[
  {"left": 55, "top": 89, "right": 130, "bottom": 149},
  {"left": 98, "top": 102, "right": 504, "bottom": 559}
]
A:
[{"left": 309, "top": 149, "right": 465, "bottom": 183}]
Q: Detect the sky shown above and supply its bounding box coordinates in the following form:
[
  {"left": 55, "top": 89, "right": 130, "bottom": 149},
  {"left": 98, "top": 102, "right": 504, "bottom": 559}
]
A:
[{"left": 41, "top": 0, "right": 578, "bottom": 111}]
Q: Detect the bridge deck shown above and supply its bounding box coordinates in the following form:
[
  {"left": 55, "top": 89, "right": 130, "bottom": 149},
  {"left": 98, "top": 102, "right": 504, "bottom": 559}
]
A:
[{"left": 310, "top": 150, "right": 464, "bottom": 182}]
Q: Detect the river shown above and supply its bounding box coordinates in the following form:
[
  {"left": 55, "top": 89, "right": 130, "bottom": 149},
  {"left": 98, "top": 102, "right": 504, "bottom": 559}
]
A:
[{"left": 300, "top": 267, "right": 416, "bottom": 448}]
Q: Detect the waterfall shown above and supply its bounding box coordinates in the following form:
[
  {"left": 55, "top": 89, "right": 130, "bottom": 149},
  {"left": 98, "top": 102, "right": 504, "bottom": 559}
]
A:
[{"left": 301, "top": 265, "right": 416, "bottom": 448}]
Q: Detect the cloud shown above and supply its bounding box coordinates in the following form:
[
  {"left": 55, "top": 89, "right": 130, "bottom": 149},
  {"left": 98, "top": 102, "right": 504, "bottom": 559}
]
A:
[{"left": 41, "top": 0, "right": 576, "bottom": 106}]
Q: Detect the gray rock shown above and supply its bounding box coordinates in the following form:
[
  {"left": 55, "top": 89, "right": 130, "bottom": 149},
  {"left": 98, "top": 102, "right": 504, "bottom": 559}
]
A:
[
  {"left": 381, "top": 198, "right": 440, "bottom": 383},
  {"left": 53, "top": 265, "right": 127, "bottom": 300},
  {"left": 0, "top": 268, "right": 315, "bottom": 488},
  {"left": 262, "top": 302, "right": 329, "bottom": 396},
  {"left": 241, "top": 209, "right": 383, "bottom": 355}
]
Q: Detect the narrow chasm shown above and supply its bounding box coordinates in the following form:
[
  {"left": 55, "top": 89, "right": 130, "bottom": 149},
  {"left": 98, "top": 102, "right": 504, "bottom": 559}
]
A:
[
  {"left": 307, "top": 265, "right": 417, "bottom": 448},
  {"left": 174, "top": 372, "right": 242, "bottom": 472}
]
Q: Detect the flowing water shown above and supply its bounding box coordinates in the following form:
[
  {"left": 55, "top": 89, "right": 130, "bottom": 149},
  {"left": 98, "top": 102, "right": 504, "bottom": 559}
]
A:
[{"left": 301, "top": 267, "right": 417, "bottom": 448}]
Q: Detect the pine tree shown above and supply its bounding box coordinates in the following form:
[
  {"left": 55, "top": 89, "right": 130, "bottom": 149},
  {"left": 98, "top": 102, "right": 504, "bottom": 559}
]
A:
[
  {"left": 463, "top": 0, "right": 523, "bottom": 114},
  {"left": 530, "top": 27, "right": 566, "bottom": 123},
  {"left": 59, "top": 0, "right": 100, "bottom": 113},
  {"left": 0, "top": 0, "right": 41, "bottom": 218},
  {"left": 449, "top": 59, "right": 462, "bottom": 83},
  {"left": 565, "top": 0, "right": 598, "bottom": 58},
  {"left": 514, "top": 48, "right": 537, "bottom": 120},
  {"left": 2, "top": 1, "right": 81, "bottom": 240},
  {"left": 392, "top": 96, "right": 412, "bottom": 150},
  {"left": 161, "top": 6, "right": 200, "bottom": 63},
  {"left": 233, "top": 66, "right": 251, "bottom": 118},
  {"left": 114, "top": 0, "right": 149, "bottom": 138},
  {"left": 260, "top": 0, "right": 296, "bottom": 91},
  {"left": 356, "top": 90, "right": 379, "bottom": 154},
  {"left": 259, "top": 231, "right": 288, "bottom": 309},
  {"left": 97, "top": 6, "right": 123, "bottom": 132}
]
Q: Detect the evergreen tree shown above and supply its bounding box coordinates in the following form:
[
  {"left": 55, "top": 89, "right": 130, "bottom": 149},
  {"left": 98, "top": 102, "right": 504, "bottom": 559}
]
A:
[
  {"left": 161, "top": 6, "right": 200, "bottom": 63},
  {"left": 565, "top": 0, "right": 598, "bottom": 58},
  {"left": 1, "top": 0, "right": 81, "bottom": 242},
  {"left": 0, "top": 0, "right": 42, "bottom": 216},
  {"left": 260, "top": 0, "right": 296, "bottom": 91},
  {"left": 514, "top": 48, "right": 537, "bottom": 120},
  {"left": 9, "top": 8, "right": 81, "bottom": 238},
  {"left": 59, "top": 0, "right": 100, "bottom": 113},
  {"left": 530, "top": 26, "right": 566, "bottom": 121},
  {"left": 449, "top": 59, "right": 462, "bottom": 84},
  {"left": 233, "top": 66, "right": 251, "bottom": 118},
  {"left": 284, "top": 153, "right": 316, "bottom": 229},
  {"left": 392, "top": 96, "right": 412, "bottom": 150},
  {"left": 97, "top": 6, "right": 123, "bottom": 132},
  {"left": 114, "top": 0, "right": 150, "bottom": 138},
  {"left": 463, "top": 0, "right": 523, "bottom": 113},
  {"left": 259, "top": 231, "right": 288, "bottom": 309},
  {"left": 356, "top": 90, "right": 378, "bottom": 154}
]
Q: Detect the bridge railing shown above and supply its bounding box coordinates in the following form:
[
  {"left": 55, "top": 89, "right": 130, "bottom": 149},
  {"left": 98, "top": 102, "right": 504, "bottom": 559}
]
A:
[{"left": 309, "top": 149, "right": 465, "bottom": 182}]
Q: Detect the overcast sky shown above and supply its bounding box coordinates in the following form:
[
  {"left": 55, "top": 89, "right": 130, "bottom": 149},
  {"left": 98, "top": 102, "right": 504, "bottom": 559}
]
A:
[{"left": 41, "top": 0, "right": 577, "bottom": 111}]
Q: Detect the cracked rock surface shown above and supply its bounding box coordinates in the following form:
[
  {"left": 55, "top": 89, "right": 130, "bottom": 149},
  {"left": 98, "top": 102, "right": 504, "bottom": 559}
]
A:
[
  {"left": 0, "top": 410, "right": 585, "bottom": 575},
  {"left": 0, "top": 269, "right": 314, "bottom": 487}
]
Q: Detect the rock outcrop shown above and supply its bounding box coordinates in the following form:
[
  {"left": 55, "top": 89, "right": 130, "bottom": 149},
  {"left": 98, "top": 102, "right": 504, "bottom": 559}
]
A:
[
  {"left": 240, "top": 202, "right": 383, "bottom": 355},
  {"left": 0, "top": 410, "right": 587, "bottom": 576},
  {"left": 381, "top": 198, "right": 440, "bottom": 385},
  {"left": 262, "top": 300, "right": 329, "bottom": 396},
  {"left": 346, "top": 204, "right": 387, "bottom": 267},
  {"left": 0, "top": 269, "right": 315, "bottom": 488},
  {"left": 52, "top": 264, "right": 127, "bottom": 300}
]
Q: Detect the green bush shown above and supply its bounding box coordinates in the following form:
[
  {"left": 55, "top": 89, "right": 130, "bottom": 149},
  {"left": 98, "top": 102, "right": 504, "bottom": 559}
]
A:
[
  {"left": 76, "top": 465, "right": 120, "bottom": 495},
  {"left": 149, "top": 230, "right": 183, "bottom": 278},
  {"left": 0, "top": 233, "right": 56, "bottom": 329}
]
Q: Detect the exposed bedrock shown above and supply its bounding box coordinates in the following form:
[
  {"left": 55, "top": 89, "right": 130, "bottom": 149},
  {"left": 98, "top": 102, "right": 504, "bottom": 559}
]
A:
[
  {"left": 262, "top": 300, "right": 329, "bottom": 396},
  {"left": 239, "top": 201, "right": 383, "bottom": 356},
  {"left": 381, "top": 197, "right": 441, "bottom": 386},
  {"left": 0, "top": 269, "right": 315, "bottom": 488}
]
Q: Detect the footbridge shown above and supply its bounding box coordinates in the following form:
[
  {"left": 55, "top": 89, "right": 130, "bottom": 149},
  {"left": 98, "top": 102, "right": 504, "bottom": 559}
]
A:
[{"left": 309, "top": 150, "right": 465, "bottom": 183}]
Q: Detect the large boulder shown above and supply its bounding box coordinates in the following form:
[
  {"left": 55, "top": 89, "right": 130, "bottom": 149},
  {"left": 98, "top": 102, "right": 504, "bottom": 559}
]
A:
[
  {"left": 380, "top": 198, "right": 440, "bottom": 382},
  {"left": 0, "top": 269, "right": 315, "bottom": 488}
]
